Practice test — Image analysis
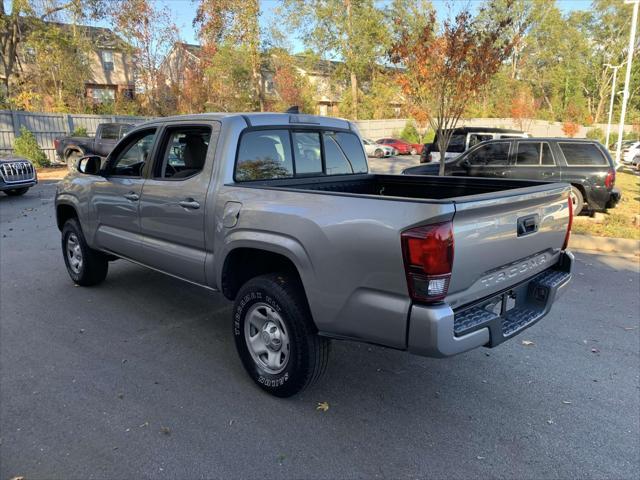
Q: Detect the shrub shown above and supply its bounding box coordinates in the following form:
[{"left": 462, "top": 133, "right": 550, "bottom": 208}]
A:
[
  {"left": 399, "top": 120, "right": 421, "bottom": 143},
  {"left": 72, "top": 126, "right": 88, "bottom": 137},
  {"left": 562, "top": 122, "right": 580, "bottom": 138},
  {"left": 586, "top": 127, "right": 604, "bottom": 144},
  {"left": 13, "top": 126, "right": 49, "bottom": 167}
]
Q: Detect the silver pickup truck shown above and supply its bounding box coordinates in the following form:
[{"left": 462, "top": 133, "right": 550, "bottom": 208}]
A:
[{"left": 55, "top": 113, "right": 574, "bottom": 397}]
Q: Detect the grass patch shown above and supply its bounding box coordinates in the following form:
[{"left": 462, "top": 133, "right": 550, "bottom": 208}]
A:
[{"left": 572, "top": 170, "right": 640, "bottom": 240}]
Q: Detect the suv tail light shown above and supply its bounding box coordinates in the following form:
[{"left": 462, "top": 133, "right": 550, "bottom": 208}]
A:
[
  {"left": 401, "top": 222, "right": 454, "bottom": 303},
  {"left": 562, "top": 197, "right": 573, "bottom": 250},
  {"left": 53, "top": 138, "right": 60, "bottom": 150},
  {"left": 605, "top": 169, "right": 615, "bottom": 189}
]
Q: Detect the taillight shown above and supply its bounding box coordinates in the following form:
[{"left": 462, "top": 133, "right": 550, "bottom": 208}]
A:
[
  {"left": 605, "top": 169, "right": 615, "bottom": 189},
  {"left": 562, "top": 197, "right": 573, "bottom": 250},
  {"left": 401, "top": 222, "right": 454, "bottom": 303},
  {"left": 54, "top": 139, "right": 59, "bottom": 150}
]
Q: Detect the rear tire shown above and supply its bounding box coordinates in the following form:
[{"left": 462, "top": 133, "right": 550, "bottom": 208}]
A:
[
  {"left": 233, "top": 273, "right": 330, "bottom": 397},
  {"left": 4, "top": 187, "right": 29, "bottom": 196},
  {"left": 61, "top": 218, "right": 108, "bottom": 286},
  {"left": 410, "top": 148, "right": 418, "bottom": 155},
  {"left": 570, "top": 186, "right": 585, "bottom": 216}
]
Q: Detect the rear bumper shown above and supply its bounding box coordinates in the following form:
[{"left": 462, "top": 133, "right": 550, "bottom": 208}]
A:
[
  {"left": 407, "top": 251, "right": 574, "bottom": 358},
  {"left": 606, "top": 188, "right": 621, "bottom": 209}
]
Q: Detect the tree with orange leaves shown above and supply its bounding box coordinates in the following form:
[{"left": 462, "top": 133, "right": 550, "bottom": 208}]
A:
[{"left": 390, "top": 1, "right": 522, "bottom": 175}]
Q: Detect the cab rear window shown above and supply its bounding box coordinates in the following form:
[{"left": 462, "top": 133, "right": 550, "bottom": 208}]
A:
[
  {"left": 559, "top": 143, "right": 608, "bottom": 166},
  {"left": 235, "top": 129, "right": 367, "bottom": 181}
]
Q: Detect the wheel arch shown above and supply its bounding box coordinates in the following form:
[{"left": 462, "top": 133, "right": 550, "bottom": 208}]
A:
[
  {"left": 56, "top": 202, "right": 79, "bottom": 231},
  {"left": 220, "top": 247, "right": 310, "bottom": 305}
]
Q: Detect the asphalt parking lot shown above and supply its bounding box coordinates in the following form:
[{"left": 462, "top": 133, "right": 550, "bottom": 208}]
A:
[{"left": 1, "top": 172, "right": 639, "bottom": 479}]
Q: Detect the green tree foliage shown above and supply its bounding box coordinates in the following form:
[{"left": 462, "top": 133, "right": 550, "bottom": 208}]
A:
[
  {"left": 13, "top": 126, "right": 48, "bottom": 167},
  {"left": 280, "top": 0, "right": 390, "bottom": 119}
]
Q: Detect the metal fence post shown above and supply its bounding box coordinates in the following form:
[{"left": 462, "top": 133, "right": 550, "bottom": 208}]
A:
[
  {"left": 10, "top": 110, "right": 21, "bottom": 138},
  {"left": 65, "top": 114, "right": 73, "bottom": 135}
]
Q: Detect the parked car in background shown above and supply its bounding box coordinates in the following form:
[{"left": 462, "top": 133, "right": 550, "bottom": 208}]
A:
[
  {"left": 362, "top": 138, "right": 397, "bottom": 158},
  {"left": 55, "top": 112, "right": 573, "bottom": 397},
  {"left": 405, "top": 138, "right": 619, "bottom": 215},
  {"left": 55, "top": 122, "right": 134, "bottom": 168},
  {"left": 622, "top": 141, "right": 640, "bottom": 165},
  {"left": 376, "top": 138, "right": 423, "bottom": 155},
  {"left": 0, "top": 155, "right": 37, "bottom": 196},
  {"left": 420, "top": 127, "right": 529, "bottom": 163}
]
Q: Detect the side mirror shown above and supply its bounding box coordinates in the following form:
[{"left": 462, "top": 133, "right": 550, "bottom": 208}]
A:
[
  {"left": 77, "top": 155, "right": 102, "bottom": 175},
  {"left": 460, "top": 158, "right": 471, "bottom": 169}
]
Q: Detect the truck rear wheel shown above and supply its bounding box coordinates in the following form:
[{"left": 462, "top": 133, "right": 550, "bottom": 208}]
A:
[
  {"left": 232, "top": 273, "right": 330, "bottom": 397},
  {"left": 61, "top": 218, "right": 108, "bottom": 286}
]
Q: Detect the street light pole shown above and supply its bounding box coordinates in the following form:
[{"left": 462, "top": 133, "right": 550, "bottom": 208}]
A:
[
  {"left": 604, "top": 63, "right": 624, "bottom": 149},
  {"left": 615, "top": 0, "right": 639, "bottom": 166}
]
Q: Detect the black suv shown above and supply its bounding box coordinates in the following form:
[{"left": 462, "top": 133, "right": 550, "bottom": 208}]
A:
[{"left": 404, "top": 138, "right": 620, "bottom": 215}]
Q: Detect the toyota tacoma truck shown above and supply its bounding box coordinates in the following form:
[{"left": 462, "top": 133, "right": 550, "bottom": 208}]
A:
[
  {"left": 54, "top": 122, "right": 134, "bottom": 167},
  {"left": 55, "top": 113, "right": 574, "bottom": 397}
]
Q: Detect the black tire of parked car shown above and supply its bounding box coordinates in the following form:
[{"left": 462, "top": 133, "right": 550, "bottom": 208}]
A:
[
  {"left": 232, "top": 273, "right": 330, "bottom": 397},
  {"left": 61, "top": 218, "right": 109, "bottom": 286},
  {"left": 374, "top": 149, "right": 384, "bottom": 158},
  {"left": 570, "top": 186, "right": 585, "bottom": 216},
  {"left": 4, "top": 187, "right": 29, "bottom": 196}
]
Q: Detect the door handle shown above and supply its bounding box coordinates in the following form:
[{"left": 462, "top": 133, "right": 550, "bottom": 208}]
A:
[
  {"left": 542, "top": 171, "right": 554, "bottom": 177},
  {"left": 179, "top": 199, "right": 200, "bottom": 210},
  {"left": 123, "top": 192, "right": 139, "bottom": 201}
]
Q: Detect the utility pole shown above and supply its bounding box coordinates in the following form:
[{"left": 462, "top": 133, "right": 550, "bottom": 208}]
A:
[
  {"left": 615, "top": 0, "right": 639, "bottom": 166},
  {"left": 604, "top": 63, "right": 624, "bottom": 149}
]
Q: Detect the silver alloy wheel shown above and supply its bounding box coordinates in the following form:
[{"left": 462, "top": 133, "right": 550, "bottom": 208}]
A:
[
  {"left": 66, "top": 233, "right": 83, "bottom": 274},
  {"left": 244, "top": 302, "right": 290, "bottom": 374}
]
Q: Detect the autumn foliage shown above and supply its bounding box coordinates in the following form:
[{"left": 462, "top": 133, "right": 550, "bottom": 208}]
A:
[
  {"left": 562, "top": 122, "right": 580, "bottom": 138},
  {"left": 390, "top": 1, "right": 522, "bottom": 175}
]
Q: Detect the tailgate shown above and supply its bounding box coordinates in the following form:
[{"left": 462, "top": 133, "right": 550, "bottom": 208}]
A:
[{"left": 446, "top": 183, "right": 570, "bottom": 309}]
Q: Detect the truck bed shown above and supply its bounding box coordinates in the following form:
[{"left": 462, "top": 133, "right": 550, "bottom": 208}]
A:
[{"left": 237, "top": 174, "right": 552, "bottom": 202}]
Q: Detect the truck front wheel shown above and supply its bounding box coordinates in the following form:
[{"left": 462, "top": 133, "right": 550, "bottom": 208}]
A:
[
  {"left": 233, "top": 273, "right": 330, "bottom": 397},
  {"left": 61, "top": 218, "right": 108, "bottom": 286}
]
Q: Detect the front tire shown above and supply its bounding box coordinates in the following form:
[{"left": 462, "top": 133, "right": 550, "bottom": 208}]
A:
[
  {"left": 374, "top": 149, "right": 383, "bottom": 158},
  {"left": 233, "top": 273, "right": 330, "bottom": 397},
  {"left": 570, "top": 186, "right": 585, "bottom": 216},
  {"left": 4, "top": 187, "right": 29, "bottom": 196},
  {"left": 61, "top": 218, "right": 108, "bottom": 286}
]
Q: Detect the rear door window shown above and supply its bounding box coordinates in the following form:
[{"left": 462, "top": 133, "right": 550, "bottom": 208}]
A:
[
  {"left": 559, "top": 143, "right": 608, "bottom": 166},
  {"left": 235, "top": 129, "right": 367, "bottom": 181},
  {"left": 516, "top": 141, "right": 555, "bottom": 166},
  {"left": 236, "top": 130, "right": 294, "bottom": 181}
]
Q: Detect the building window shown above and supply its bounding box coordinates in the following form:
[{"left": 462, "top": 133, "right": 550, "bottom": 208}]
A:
[
  {"left": 91, "top": 87, "right": 116, "bottom": 102},
  {"left": 101, "top": 50, "right": 114, "bottom": 72}
]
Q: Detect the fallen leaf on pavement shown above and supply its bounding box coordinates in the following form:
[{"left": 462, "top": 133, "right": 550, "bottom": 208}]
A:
[
  {"left": 476, "top": 456, "right": 485, "bottom": 460},
  {"left": 591, "top": 348, "right": 600, "bottom": 353},
  {"left": 316, "top": 401, "right": 330, "bottom": 412},
  {"left": 562, "top": 400, "right": 572, "bottom": 405},
  {"left": 139, "top": 422, "right": 149, "bottom": 428},
  {"left": 522, "top": 340, "right": 535, "bottom": 346},
  {"left": 160, "top": 426, "right": 171, "bottom": 435},
  {"left": 547, "top": 419, "right": 555, "bottom": 425}
]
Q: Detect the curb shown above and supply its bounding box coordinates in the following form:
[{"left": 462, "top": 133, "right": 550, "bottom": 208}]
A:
[{"left": 569, "top": 234, "right": 640, "bottom": 255}]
